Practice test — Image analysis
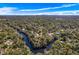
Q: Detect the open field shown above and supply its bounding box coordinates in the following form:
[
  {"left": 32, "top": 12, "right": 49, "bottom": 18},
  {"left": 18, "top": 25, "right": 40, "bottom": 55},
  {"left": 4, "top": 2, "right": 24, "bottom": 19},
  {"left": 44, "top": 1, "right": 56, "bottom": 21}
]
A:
[{"left": 0, "top": 15, "right": 79, "bottom": 55}]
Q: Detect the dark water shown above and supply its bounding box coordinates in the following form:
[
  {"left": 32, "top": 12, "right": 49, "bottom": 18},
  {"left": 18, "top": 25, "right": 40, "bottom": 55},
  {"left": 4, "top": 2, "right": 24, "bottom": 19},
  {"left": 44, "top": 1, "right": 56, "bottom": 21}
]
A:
[{"left": 9, "top": 25, "right": 58, "bottom": 53}]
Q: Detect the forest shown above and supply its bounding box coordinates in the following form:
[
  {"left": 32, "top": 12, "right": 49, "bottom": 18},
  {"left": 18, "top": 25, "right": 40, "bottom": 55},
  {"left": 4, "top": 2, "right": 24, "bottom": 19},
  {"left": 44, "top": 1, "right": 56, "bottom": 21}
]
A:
[{"left": 0, "top": 15, "right": 79, "bottom": 55}]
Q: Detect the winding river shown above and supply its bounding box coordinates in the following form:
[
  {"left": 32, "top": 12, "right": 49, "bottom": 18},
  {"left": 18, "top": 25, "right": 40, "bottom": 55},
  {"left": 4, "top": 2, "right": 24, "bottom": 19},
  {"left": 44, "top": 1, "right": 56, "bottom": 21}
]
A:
[{"left": 8, "top": 24, "right": 58, "bottom": 53}]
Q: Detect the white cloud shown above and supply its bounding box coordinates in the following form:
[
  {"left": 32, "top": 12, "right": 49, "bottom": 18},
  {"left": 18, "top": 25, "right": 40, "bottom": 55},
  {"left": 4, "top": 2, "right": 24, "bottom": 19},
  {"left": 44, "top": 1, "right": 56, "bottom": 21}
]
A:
[
  {"left": 12, "top": 10, "right": 79, "bottom": 15},
  {"left": 36, "top": 10, "right": 79, "bottom": 15},
  {"left": 20, "top": 4, "right": 78, "bottom": 11},
  {"left": 0, "top": 7, "right": 37, "bottom": 15},
  {"left": 0, "top": 7, "right": 17, "bottom": 15},
  {"left": 0, "top": 3, "right": 79, "bottom": 15}
]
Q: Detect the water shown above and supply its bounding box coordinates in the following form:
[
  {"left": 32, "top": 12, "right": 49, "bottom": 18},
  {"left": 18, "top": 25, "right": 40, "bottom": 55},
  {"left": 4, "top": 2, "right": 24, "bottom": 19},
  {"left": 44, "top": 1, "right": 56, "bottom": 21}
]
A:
[{"left": 9, "top": 25, "right": 58, "bottom": 53}]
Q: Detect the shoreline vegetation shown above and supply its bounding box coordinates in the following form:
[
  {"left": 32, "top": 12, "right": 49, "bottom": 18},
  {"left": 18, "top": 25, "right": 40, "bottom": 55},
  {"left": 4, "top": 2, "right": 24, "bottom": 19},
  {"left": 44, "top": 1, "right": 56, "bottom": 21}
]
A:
[
  {"left": 7, "top": 24, "right": 58, "bottom": 54},
  {"left": 0, "top": 15, "right": 79, "bottom": 55}
]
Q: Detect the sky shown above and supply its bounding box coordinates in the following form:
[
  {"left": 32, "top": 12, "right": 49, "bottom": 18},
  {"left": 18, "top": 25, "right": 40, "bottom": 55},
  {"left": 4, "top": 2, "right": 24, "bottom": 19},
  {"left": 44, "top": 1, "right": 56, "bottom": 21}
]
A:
[{"left": 0, "top": 3, "right": 79, "bottom": 15}]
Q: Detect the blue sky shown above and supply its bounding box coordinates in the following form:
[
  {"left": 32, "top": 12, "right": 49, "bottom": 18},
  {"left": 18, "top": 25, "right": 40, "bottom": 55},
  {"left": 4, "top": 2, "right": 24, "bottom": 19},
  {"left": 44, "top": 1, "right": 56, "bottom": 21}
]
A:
[{"left": 0, "top": 3, "right": 79, "bottom": 15}]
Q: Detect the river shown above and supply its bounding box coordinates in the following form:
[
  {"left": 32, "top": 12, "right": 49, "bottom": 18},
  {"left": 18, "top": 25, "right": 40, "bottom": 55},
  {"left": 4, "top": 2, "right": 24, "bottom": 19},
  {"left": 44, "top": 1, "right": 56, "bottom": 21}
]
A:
[{"left": 8, "top": 25, "right": 58, "bottom": 53}]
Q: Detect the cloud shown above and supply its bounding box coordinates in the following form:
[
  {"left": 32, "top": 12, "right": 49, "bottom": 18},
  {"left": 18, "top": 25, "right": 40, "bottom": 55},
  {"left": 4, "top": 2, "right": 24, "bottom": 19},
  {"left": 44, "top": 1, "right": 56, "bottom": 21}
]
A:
[
  {"left": 20, "top": 4, "right": 78, "bottom": 11},
  {"left": 36, "top": 10, "right": 79, "bottom": 15},
  {"left": 0, "top": 3, "right": 79, "bottom": 15},
  {"left": 12, "top": 10, "right": 79, "bottom": 15},
  {"left": 0, "top": 7, "right": 17, "bottom": 15},
  {"left": 0, "top": 7, "right": 37, "bottom": 15}
]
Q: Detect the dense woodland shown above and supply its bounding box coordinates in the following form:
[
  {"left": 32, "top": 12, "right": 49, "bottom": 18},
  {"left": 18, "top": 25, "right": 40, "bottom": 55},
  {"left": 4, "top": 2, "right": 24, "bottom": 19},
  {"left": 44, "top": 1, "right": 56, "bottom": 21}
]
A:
[{"left": 0, "top": 15, "right": 79, "bottom": 55}]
